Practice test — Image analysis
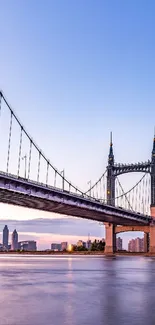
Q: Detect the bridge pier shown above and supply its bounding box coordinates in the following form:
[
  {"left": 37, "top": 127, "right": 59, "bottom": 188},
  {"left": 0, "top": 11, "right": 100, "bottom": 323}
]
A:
[
  {"left": 149, "top": 207, "right": 155, "bottom": 254},
  {"left": 149, "top": 226, "right": 155, "bottom": 254},
  {"left": 104, "top": 223, "right": 116, "bottom": 254},
  {"left": 144, "top": 233, "right": 149, "bottom": 253}
]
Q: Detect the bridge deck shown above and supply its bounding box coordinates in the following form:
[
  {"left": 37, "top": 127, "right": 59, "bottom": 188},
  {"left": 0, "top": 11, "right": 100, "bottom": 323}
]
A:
[{"left": 0, "top": 172, "right": 151, "bottom": 226}]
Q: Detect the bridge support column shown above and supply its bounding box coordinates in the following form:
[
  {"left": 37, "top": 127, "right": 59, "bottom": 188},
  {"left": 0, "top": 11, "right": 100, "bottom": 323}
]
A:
[
  {"left": 104, "top": 223, "right": 116, "bottom": 254},
  {"left": 144, "top": 233, "right": 149, "bottom": 253},
  {"left": 149, "top": 226, "right": 155, "bottom": 254},
  {"left": 149, "top": 207, "right": 155, "bottom": 254}
]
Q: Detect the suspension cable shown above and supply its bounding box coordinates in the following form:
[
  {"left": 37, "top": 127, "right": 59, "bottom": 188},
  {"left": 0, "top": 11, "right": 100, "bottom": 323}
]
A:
[
  {"left": 115, "top": 173, "right": 147, "bottom": 199},
  {"left": 116, "top": 176, "right": 133, "bottom": 211},
  {"left": 1, "top": 92, "right": 88, "bottom": 197},
  {"left": 84, "top": 169, "right": 107, "bottom": 194}
]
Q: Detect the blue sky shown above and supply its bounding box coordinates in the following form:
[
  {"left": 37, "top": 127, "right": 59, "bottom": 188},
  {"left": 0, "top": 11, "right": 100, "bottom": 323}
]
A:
[{"left": 0, "top": 0, "right": 155, "bottom": 249}]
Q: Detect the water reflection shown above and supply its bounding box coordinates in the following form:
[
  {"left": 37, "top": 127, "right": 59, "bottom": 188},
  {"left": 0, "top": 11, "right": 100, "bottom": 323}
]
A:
[
  {"left": 0, "top": 255, "right": 155, "bottom": 325},
  {"left": 64, "top": 258, "right": 75, "bottom": 325}
]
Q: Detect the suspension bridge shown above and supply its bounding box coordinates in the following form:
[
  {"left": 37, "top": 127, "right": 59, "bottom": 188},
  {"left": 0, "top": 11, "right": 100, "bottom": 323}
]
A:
[{"left": 0, "top": 91, "right": 155, "bottom": 254}]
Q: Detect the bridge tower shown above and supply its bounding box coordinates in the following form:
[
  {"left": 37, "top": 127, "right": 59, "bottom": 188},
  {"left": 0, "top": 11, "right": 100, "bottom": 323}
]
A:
[
  {"left": 149, "top": 133, "right": 155, "bottom": 253},
  {"left": 104, "top": 132, "right": 116, "bottom": 254},
  {"left": 105, "top": 132, "right": 155, "bottom": 255},
  {"left": 151, "top": 132, "right": 155, "bottom": 213},
  {"left": 107, "top": 132, "right": 115, "bottom": 206}
]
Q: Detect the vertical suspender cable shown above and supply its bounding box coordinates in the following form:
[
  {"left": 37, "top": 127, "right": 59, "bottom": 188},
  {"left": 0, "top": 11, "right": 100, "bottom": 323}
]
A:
[
  {"left": 128, "top": 192, "right": 130, "bottom": 210},
  {"left": 138, "top": 181, "right": 141, "bottom": 212},
  {"left": 145, "top": 175, "right": 147, "bottom": 214},
  {"left": 17, "top": 127, "right": 23, "bottom": 176},
  {"left": 37, "top": 151, "right": 41, "bottom": 182},
  {"left": 100, "top": 179, "right": 102, "bottom": 201},
  {"left": 7, "top": 111, "right": 13, "bottom": 174},
  {"left": 28, "top": 140, "right": 32, "bottom": 180},
  {"left": 46, "top": 161, "right": 49, "bottom": 185},
  {"left": 116, "top": 180, "right": 118, "bottom": 207},
  {"left": 54, "top": 170, "right": 57, "bottom": 187},
  {"left": 135, "top": 186, "right": 138, "bottom": 212},
  {"left": 103, "top": 175, "right": 105, "bottom": 201},
  {"left": 148, "top": 176, "right": 151, "bottom": 214},
  {"left": 96, "top": 183, "right": 98, "bottom": 199}
]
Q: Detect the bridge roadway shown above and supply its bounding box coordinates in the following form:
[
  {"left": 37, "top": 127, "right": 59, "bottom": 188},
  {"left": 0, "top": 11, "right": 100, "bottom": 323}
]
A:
[{"left": 0, "top": 172, "right": 152, "bottom": 226}]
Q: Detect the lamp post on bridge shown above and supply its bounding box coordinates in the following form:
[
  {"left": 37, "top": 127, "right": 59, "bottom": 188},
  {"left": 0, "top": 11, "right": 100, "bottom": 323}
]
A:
[
  {"left": 22, "top": 154, "right": 27, "bottom": 179},
  {"left": 87, "top": 180, "right": 91, "bottom": 197}
]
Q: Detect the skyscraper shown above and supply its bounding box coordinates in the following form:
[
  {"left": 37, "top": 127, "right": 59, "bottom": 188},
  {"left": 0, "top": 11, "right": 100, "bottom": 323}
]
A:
[
  {"left": 11, "top": 229, "right": 18, "bottom": 250},
  {"left": 116, "top": 237, "right": 123, "bottom": 251},
  {"left": 61, "top": 242, "right": 68, "bottom": 251},
  {"left": 51, "top": 243, "right": 61, "bottom": 251},
  {"left": 18, "top": 241, "right": 37, "bottom": 251},
  {"left": 128, "top": 237, "right": 144, "bottom": 252},
  {"left": 3, "top": 225, "right": 9, "bottom": 249}
]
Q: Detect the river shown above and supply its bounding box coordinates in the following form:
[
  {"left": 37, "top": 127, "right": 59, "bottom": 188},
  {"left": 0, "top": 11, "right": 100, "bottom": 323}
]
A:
[{"left": 0, "top": 255, "right": 155, "bottom": 325}]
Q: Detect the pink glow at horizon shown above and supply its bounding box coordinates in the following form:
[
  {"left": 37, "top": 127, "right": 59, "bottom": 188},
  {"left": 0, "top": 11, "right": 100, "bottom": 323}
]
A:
[{"left": 0, "top": 231, "right": 102, "bottom": 250}]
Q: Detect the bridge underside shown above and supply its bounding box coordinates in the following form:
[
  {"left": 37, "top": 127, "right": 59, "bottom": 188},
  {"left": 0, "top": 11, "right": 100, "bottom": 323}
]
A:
[
  {"left": 115, "top": 225, "right": 150, "bottom": 234},
  {"left": 0, "top": 188, "right": 147, "bottom": 226}
]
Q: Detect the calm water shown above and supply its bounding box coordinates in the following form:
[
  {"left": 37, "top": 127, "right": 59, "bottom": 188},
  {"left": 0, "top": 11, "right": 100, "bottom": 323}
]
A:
[{"left": 0, "top": 255, "right": 155, "bottom": 325}]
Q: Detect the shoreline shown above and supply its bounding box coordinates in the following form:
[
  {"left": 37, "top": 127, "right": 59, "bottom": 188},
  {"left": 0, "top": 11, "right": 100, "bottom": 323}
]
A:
[
  {"left": 0, "top": 251, "right": 105, "bottom": 255},
  {"left": 0, "top": 251, "right": 155, "bottom": 257}
]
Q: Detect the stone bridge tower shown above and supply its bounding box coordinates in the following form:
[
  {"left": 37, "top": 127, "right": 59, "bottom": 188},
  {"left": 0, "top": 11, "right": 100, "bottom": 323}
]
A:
[
  {"left": 149, "top": 134, "right": 155, "bottom": 253},
  {"left": 151, "top": 134, "right": 155, "bottom": 216},
  {"left": 105, "top": 132, "right": 155, "bottom": 255},
  {"left": 107, "top": 132, "right": 115, "bottom": 206}
]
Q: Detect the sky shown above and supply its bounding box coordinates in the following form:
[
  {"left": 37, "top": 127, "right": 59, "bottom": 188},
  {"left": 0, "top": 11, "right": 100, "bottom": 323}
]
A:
[{"left": 0, "top": 0, "right": 155, "bottom": 249}]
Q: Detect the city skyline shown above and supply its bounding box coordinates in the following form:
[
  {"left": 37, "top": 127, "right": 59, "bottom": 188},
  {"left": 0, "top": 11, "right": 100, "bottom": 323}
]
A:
[
  {"left": 0, "top": 223, "right": 104, "bottom": 251},
  {"left": 0, "top": 222, "right": 147, "bottom": 252},
  {"left": 0, "top": 219, "right": 146, "bottom": 250},
  {"left": 0, "top": 219, "right": 103, "bottom": 250}
]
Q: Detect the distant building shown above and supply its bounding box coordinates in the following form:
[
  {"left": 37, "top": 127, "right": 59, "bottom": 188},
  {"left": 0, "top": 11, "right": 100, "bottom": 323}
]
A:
[
  {"left": 135, "top": 237, "right": 144, "bottom": 252},
  {"left": 61, "top": 242, "right": 68, "bottom": 251},
  {"left": 128, "top": 239, "right": 134, "bottom": 252},
  {"left": 0, "top": 243, "right": 5, "bottom": 251},
  {"left": 11, "top": 229, "right": 18, "bottom": 250},
  {"left": 18, "top": 241, "right": 37, "bottom": 251},
  {"left": 86, "top": 240, "right": 92, "bottom": 250},
  {"left": 3, "top": 225, "right": 9, "bottom": 249},
  {"left": 8, "top": 244, "right": 11, "bottom": 251},
  {"left": 83, "top": 242, "right": 87, "bottom": 249},
  {"left": 51, "top": 243, "right": 61, "bottom": 251},
  {"left": 77, "top": 240, "right": 83, "bottom": 247},
  {"left": 128, "top": 237, "right": 144, "bottom": 252},
  {"left": 116, "top": 237, "right": 123, "bottom": 251}
]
